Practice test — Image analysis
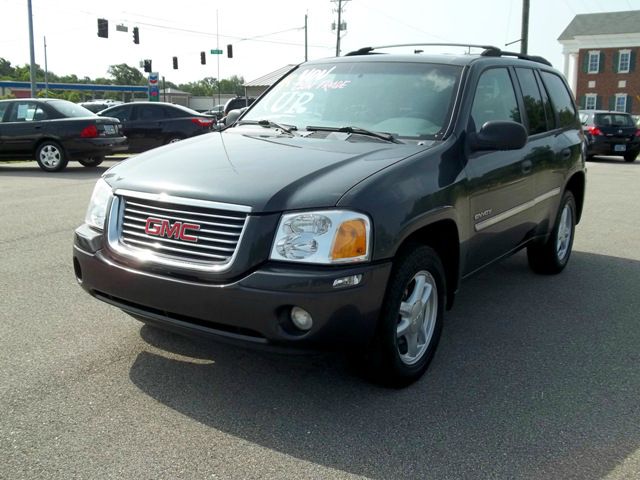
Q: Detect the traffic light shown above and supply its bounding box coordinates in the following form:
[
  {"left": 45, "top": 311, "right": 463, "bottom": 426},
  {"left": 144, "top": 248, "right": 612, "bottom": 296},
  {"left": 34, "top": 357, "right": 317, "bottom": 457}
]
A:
[
  {"left": 172, "top": 57, "right": 178, "bottom": 69},
  {"left": 200, "top": 51, "right": 206, "bottom": 65},
  {"left": 143, "top": 60, "right": 152, "bottom": 73},
  {"left": 227, "top": 44, "right": 233, "bottom": 58},
  {"left": 133, "top": 27, "right": 139, "bottom": 44},
  {"left": 97, "top": 18, "right": 108, "bottom": 38}
]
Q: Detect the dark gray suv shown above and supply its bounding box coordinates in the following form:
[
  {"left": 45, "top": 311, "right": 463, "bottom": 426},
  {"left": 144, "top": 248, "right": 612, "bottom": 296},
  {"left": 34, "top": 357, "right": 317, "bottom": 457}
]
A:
[{"left": 73, "top": 44, "right": 585, "bottom": 386}]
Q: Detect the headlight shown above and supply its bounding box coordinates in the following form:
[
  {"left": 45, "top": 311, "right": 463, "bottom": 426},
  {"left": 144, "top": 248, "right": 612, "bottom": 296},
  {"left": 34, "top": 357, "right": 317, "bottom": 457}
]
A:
[
  {"left": 270, "top": 210, "right": 371, "bottom": 264},
  {"left": 84, "top": 178, "right": 113, "bottom": 230}
]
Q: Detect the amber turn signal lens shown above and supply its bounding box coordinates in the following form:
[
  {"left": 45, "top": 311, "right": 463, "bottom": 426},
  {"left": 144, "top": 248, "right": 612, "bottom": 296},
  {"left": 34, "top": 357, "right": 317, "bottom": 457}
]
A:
[{"left": 330, "top": 219, "right": 367, "bottom": 260}]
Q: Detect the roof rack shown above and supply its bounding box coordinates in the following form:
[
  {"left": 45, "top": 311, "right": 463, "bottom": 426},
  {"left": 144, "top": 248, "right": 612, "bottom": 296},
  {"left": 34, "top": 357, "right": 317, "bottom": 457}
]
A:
[{"left": 344, "top": 43, "right": 552, "bottom": 66}]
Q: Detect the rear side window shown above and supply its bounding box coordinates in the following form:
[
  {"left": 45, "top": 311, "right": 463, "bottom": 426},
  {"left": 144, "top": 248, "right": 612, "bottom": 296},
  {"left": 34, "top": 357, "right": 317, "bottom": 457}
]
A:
[
  {"left": 540, "top": 71, "right": 578, "bottom": 129},
  {"left": 7, "top": 102, "right": 41, "bottom": 122},
  {"left": 137, "top": 105, "right": 162, "bottom": 120},
  {"left": 162, "top": 107, "right": 184, "bottom": 118},
  {"left": 105, "top": 106, "right": 132, "bottom": 122},
  {"left": 594, "top": 113, "right": 634, "bottom": 127},
  {"left": 515, "top": 68, "right": 547, "bottom": 134},
  {"left": 0, "top": 103, "right": 8, "bottom": 122},
  {"left": 471, "top": 68, "right": 521, "bottom": 132}
]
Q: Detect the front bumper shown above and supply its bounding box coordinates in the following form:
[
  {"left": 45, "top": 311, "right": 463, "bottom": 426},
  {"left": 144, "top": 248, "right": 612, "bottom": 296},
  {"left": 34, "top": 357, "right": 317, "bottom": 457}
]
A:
[{"left": 73, "top": 225, "right": 392, "bottom": 352}]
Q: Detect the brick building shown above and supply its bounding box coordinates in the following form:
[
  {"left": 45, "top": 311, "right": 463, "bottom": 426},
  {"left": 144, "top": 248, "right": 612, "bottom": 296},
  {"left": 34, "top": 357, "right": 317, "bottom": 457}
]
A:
[{"left": 558, "top": 10, "right": 640, "bottom": 114}]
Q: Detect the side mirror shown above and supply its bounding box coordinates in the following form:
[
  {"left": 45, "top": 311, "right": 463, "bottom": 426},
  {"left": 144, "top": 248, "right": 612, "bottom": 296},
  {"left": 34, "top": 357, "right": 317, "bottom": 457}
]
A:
[
  {"left": 223, "top": 107, "right": 248, "bottom": 127},
  {"left": 469, "top": 120, "right": 527, "bottom": 151}
]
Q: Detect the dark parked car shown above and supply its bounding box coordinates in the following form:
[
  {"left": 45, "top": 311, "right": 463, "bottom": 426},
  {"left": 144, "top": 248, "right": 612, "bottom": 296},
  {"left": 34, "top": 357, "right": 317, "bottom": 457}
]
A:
[
  {"left": 74, "top": 45, "right": 585, "bottom": 386},
  {"left": 203, "top": 104, "right": 225, "bottom": 120},
  {"left": 0, "top": 98, "right": 126, "bottom": 171},
  {"left": 579, "top": 110, "right": 640, "bottom": 162},
  {"left": 98, "top": 102, "right": 215, "bottom": 153}
]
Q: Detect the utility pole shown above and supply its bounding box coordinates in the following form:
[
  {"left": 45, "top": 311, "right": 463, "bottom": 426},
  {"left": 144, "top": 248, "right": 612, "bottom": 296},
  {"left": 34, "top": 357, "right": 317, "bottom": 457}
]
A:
[
  {"left": 27, "top": 0, "right": 37, "bottom": 97},
  {"left": 335, "top": 0, "right": 342, "bottom": 56},
  {"left": 216, "top": 9, "right": 221, "bottom": 106},
  {"left": 331, "top": 0, "right": 349, "bottom": 57},
  {"left": 521, "top": 0, "right": 530, "bottom": 55},
  {"left": 43, "top": 36, "right": 49, "bottom": 97},
  {"left": 304, "top": 14, "right": 308, "bottom": 62}
]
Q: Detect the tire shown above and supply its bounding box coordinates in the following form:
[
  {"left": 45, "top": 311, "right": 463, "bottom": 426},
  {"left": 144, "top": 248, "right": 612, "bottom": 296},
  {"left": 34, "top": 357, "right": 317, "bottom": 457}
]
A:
[
  {"left": 527, "top": 191, "right": 576, "bottom": 275},
  {"left": 365, "top": 245, "right": 446, "bottom": 387},
  {"left": 35, "top": 141, "right": 68, "bottom": 172},
  {"left": 78, "top": 156, "right": 104, "bottom": 167},
  {"left": 624, "top": 151, "right": 638, "bottom": 163},
  {"left": 165, "top": 137, "right": 183, "bottom": 145}
]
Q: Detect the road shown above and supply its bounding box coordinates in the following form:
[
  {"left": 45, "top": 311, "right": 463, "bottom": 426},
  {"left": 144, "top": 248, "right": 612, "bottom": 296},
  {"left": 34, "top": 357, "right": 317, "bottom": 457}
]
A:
[{"left": 1, "top": 158, "right": 639, "bottom": 479}]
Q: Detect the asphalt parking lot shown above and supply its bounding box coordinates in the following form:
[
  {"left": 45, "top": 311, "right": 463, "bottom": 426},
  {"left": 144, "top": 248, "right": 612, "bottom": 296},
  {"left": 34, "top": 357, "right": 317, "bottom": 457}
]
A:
[{"left": 1, "top": 158, "right": 639, "bottom": 479}]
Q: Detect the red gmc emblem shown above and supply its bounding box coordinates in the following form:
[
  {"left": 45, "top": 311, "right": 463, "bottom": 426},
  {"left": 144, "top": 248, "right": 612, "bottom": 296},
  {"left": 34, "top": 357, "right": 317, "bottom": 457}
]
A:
[{"left": 144, "top": 217, "right": 200, "bottom": 242}]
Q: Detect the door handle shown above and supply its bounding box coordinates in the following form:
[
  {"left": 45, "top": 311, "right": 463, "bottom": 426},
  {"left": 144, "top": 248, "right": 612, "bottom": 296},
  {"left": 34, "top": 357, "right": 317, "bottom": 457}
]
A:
[{"left": 522, "top": 159, "right": 533, "bottom": 174}]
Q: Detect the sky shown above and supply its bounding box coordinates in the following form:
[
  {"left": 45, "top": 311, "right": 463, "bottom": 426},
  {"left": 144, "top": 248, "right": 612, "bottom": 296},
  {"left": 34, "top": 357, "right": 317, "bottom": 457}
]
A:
[{"left": 0, "top": 0, "right": 639, "bottom": 86}]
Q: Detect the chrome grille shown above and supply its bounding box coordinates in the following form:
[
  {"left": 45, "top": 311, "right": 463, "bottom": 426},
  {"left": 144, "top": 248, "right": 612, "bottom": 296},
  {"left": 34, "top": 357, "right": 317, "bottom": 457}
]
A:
[{"left": 115, "top": 192, "right": 249, "bottom": 267}]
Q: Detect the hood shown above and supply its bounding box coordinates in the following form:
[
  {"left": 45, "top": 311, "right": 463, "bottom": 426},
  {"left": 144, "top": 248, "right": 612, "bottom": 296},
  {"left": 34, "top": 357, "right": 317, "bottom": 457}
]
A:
[{"left": 104, "top": 127, "right": 430, "bottom": 213}]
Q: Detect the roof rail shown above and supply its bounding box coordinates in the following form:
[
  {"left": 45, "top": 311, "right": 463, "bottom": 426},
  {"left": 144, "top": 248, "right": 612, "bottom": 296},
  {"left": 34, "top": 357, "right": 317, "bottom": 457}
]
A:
[
  {"left": 481, "top": 48, "right": 552, "bottom": 66},
  {"left": 344, "top": 43, "right": 552, "bottom": 66},
  {"left": 345, "top": 43, "right": 500, "bottom": 56}
]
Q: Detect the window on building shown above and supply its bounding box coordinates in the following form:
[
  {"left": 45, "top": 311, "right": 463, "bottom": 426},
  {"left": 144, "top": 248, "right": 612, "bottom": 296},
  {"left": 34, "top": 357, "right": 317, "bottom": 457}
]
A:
[
  {"left": 585, "top": 94, "right": 597, "bottom": 110},
  {"left": 615, "top": 94, "right": 627, "bottom": 112},
  {"left": 588, "top": 51, "right": 600, "bottom": 73},
  {"left": 618, "top": 50, "right": 631, "bottom": 73}
]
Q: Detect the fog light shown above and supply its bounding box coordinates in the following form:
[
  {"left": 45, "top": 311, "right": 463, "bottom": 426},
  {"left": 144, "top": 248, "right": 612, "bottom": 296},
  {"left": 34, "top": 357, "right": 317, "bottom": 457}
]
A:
[
  {"left": 332, "top": 274, "right": 362, "bottom": 288},
  {"left": 290, "top": 306, "right": 313, "bottom": 331}
]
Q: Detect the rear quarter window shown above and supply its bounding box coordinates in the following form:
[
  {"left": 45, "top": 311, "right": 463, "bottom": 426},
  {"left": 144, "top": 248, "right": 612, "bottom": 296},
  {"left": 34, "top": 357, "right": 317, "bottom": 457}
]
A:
[{"left": 540, "top": 71, "right": 579, "bottom": 129}]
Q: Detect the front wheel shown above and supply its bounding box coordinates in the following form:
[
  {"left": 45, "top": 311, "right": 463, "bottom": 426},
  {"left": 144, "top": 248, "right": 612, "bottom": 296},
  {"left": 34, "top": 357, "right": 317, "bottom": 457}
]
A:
[
  {"left": 36, "top": 141, "right": 68, "bottom": 172},
  {"left": 78, "top": 156, "right": 104, "bottom": 167},
  {"left": 527, "top": 191, "right": 576, "bottom": 274},
  {"left": 365, "top": 245, "right": 445, "bottom": 387}
]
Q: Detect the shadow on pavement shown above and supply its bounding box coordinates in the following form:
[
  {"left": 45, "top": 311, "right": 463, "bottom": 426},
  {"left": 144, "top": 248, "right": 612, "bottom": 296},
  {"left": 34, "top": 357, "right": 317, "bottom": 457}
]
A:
[
  {"left": 588, "top": 155, "right": 639, "bottom": 165},
  {"left": 130, "top": 250, "right": 640, "bottom": 479},
  {"left": 0, "top": 160, "right": 124, "bottom": 179}
]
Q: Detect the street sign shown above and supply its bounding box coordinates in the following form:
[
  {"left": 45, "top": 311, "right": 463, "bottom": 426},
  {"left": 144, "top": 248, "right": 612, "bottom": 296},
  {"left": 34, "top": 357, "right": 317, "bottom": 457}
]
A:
[
  {"left": 210, "top": 49, "right": 223, "bottom": 54},
  {"left": 116, "top": 24, "right": 128, "bottom": 32}
]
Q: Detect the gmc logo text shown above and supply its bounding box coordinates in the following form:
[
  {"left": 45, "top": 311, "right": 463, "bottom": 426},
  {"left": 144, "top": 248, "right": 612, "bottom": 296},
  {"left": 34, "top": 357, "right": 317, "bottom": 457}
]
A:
[{"left": 144, "top": 217, "right": 200, "bottom": 242}]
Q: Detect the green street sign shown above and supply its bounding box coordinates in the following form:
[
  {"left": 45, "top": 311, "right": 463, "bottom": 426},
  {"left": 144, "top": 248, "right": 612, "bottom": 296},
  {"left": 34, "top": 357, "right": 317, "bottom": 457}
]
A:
[{"left": 210, "top": 49, "right": 223, "bottom": 54}]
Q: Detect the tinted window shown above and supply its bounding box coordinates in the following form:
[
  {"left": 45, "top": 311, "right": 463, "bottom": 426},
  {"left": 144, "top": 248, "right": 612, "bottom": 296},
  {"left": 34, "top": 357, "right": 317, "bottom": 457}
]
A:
[
  {"left": 7, "top": 102, "right": 40, "bottom": 122},
  {"left": 540, "top": 71, "right": 578, "bottom": 129},
  {"left": 162, "top": 106, "right": 185, "bottom": 118},
  {"left": 0, "top": 103, "right": 8, "bottom": 122},
  {"left": 471, "top": 68, "right": 521, "bottom": 132},
  {"left": 244, "top": 62, "right": 462, "bottom": 139},
  {"left": 104, "top": 105, "right": 132, "bottom": 122},
  {"left": 48, "top": 100, "right": 94, "bottom": 118},
  {"left": 137, "top": 105, "right": 162, "bottom": 120},
  {"left": 515, "top": 68, "right": 547, "bottom": 134},
  {"left": 594, "top": 113, "right": 634, "bottom": 127}
]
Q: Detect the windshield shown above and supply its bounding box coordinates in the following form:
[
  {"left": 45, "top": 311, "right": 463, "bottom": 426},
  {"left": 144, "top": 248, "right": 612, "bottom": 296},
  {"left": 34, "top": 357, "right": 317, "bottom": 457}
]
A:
[
  {"left": 49, "top": 100, "right": 95, "bottom": 117},
  {"left": 243, "top": 61, "right": 462, "bottom": 140}
]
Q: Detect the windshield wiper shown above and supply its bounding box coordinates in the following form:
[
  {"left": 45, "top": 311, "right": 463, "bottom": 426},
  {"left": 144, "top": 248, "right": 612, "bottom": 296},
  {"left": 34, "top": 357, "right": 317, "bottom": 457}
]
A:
[
  {"left": 305, "top": 125, "right": 403, "bottom": 144},
  {"left": 238, "top": 119, "right": 298, "bottom": 134}
]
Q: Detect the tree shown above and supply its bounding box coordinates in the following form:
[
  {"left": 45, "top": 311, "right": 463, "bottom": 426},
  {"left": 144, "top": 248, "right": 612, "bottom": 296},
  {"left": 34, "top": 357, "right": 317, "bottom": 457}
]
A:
[
  {"left": 0, "top": 58, "right": 14, "bottom": 78},
  {"left": 107, "top": 64, "right": 146, "bottom": 86}
]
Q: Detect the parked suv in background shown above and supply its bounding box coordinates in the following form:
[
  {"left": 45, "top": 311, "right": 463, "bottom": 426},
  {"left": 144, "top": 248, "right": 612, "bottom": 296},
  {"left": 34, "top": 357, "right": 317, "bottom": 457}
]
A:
[
  {"left": 74, "top": 44, "right": 585, "bottom": 386},
  {"left": 579, "top": 110, "right": 640, "bottom": 162},
  {"left": 98, "top": 102, "right": 215, "bottom": 153},
  {"left": 223, "top": 96, "right": 255, "bottom": 116}
]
